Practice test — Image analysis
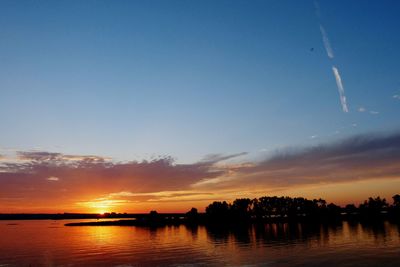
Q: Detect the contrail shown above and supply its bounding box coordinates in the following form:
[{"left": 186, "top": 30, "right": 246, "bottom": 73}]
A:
[
  {"left": 319, "top": 25, "right": 334, "bottom": 59},
  {"left": 315, "top": 0, "right": 349, "bottom": 113},
  {"left": 332, "top": 66, "right": 349, "bottom": 113}
]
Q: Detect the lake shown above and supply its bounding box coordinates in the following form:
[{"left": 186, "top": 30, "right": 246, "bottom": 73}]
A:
[{"left": 0, "top": 219, "right": 399, "bottom": 266}]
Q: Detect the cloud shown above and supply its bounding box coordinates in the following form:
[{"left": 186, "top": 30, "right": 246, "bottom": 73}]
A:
[
  {"left": 200, "top": 152, "right": 247, "bottom": 164},
  {"left": 196, "top": 132, "right": 400, "bottom": 191},
  {"left": 17, "top": 151, "right": 110, "bottom": 163},
  {"left": 2, "top": 133, "right": 400, "bottom": 211},
  {"left": 319, "top": 25, "right": 335, "bottom": 59},
  {"left": 108, "top": 190, "right": 212, "bottom": 198},
  {"left": 357, "top": 107, "right": 379, "bottom": 115},
  {"left": 332, "top": 66, "right": 349, "bottom": 112},
  {"left": 0, "top": 152, "right": 243, "bottom": 210},
  {"left": 106, "top": 190, "right": 216, "bottom": 203},
  {"left": 315, "top": 1, "right": 350, "bottom": 113},
  {"left": 17, "top": 151, "right": 61, "bottom": 161},
  {"left": 393, "top": 95, "right": 400, "bottom": 100}
]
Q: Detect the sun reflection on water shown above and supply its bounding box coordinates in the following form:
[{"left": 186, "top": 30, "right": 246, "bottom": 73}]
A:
[{"left": 0, "top": 220, "right": 399, "bottom": 266}]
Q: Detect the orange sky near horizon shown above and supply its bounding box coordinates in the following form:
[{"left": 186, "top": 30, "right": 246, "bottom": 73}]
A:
[
  {"left": 1, "top": 132, "right": 400, "bottom": 213},
  {"left": 1, "top": 177, "right": 399, "bottom": 214}
]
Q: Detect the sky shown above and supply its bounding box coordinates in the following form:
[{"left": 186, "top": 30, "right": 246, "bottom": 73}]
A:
[{"left": 1, "top": 0, "right": 400, "bottom": 213}]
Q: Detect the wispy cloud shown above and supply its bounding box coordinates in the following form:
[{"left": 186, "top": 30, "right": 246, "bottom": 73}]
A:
[
  {"left": 315, "top": 1, "right": 334, "bottom": 59},
  {"left": 0, "top": 152, "right": 243, "bottom": 211},
  {"left": 200, "top": 152, "right": 247, "bottom": 164},
  {"left": 17, "top": 151, "right": 110, "bottom": 163},
  {"left": 2, "top": 133, "right": 400, "bottom": 211},
  {"left": 319, "top": 25, "right": 335, "bottom": 59},
  {"left": 196, "top": 132, "right": 400, "bottom": 191},
  {"left": 332, "top": 66, "right": 349, "bottom": 112},
  {"left": 315, "top": 1, "right": 349, "bottom": 113},
  {"left": 357, "top": 107, "right": 379, "bottom": 115},
  {"left": 106, "top": 190, "right": 216, "bottom": 203},
  {"left": 393, "top": 94, "right": 400, "bottom": 100}
]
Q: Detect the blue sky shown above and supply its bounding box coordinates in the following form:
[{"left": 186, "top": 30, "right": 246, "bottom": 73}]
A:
[{"left": 1, "top": 0, "right": 400, "bottom": 163}]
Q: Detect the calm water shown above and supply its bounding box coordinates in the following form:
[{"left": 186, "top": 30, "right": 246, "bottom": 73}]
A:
[{"left": 0, "top": 219, "right": 399, "bottom": 266}]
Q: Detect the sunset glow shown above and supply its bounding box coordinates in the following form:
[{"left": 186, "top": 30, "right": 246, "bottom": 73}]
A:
[
  {"left": 2, "top": 2, "right": 400, "bottom": 267},
  {"left": 1, "top": 0, "right": 400, "bottom": 214},
  {"left": 1, "top": 134, "right": 400, "bottom": 213}
]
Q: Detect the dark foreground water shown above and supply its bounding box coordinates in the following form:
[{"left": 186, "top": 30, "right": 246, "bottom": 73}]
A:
[{"left": 0, "top": 219, "right": 399, "bottom": 266}]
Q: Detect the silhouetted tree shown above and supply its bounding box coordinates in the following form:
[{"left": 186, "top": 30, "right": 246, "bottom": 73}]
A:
[
  {"left": 231, "top": 198, "right": 253, "bottom": 221},
  {"left": 359, "top": 196, "right": 388, "bottom": 219},
  {"left": 314, "top": 198, "right": 327, "bottom": 209},
  {"left": 148, "top": 210, "right": 163, "bottom": 224},
  {"left": 206, "top": 201, "right": 230, "bottom": 221},
  {"left": 186, "top": 207, "right": 199, "bottom": 223},
  {"left": 326, "top": 203, "right": 341, "bottom": 218},
  {"left": 345, "top": 204, "right": 357, "bottom": 214},
  {"left": 389, "top": 194, "right": 400, "bottom": 220},
  {"left": 393, "top": 194, "right": 400, "bottom": 207}
]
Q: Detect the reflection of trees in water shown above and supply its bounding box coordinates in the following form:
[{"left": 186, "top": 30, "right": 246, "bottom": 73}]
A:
[
  {"left": 360, "top": 221, "right": 390, "bottom": 243},
  {"left": 205, "top": 225, "right": 231, "bottom": 245},
  {"left": 347, "top": 220, "right": 400, "bottom": 245},
  {"left": 253, "top": 222, "right": 324, "bottom": 246},
  {"left": 205, "top": 224, "right": 257, "bottom": 246},
  {"left": 231, "top": 226, "right": 253, "bottom": 245},
  {"left": 205, "top": 222, "right": 325, "bottom": 246},
  {"left": 148, "top": 225, "right": 161, "bottom": 240},
  {"left": 346, "top": 220, "right": 360, "bottom": 236},
  {"left": 204, "top": 221, "right": 399, "bottom": 247},
  {"left": 185, "top": 224, "right": 199, "bottom": 242}
]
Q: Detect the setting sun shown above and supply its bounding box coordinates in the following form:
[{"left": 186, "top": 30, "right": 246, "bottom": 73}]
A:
[
  {"left": 1, "top": 0, "right": 400, "bottom": 266},
  {"left": 77, "top": 199, "right": 126, "bottom": 214}
]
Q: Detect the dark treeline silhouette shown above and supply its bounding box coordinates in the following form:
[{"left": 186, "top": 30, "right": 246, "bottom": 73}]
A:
[
  {"left": 67, "top": 194, "right": 400, "bottom": 227},
  {"left": 203, "top": 195, "right": 400, "bottom": 224},
  {"left": 3, "top": 194, "right": 398, "bottom": 227},
  {"left": 65, "top": 194, "right": 400, "bottom": 227}
]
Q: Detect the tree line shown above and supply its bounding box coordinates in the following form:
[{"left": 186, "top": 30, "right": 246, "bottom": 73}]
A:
[{"left": 186, "top": 194, "right": 400, "bottom": 223}]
